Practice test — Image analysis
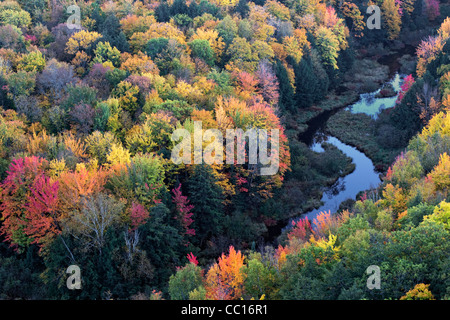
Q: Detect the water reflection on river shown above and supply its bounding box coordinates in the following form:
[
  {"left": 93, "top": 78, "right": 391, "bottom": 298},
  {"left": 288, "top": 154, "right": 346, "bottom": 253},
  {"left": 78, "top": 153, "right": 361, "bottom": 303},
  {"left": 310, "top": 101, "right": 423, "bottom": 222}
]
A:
[
  {"left": 345, "top": 73, "right": 405, "bottom": 118},
  {"left": 304, "top": 136, "right": 381, "bottom": 221},
  {"left": 287, "top": 73, "right": 404, "bottom": 227}
]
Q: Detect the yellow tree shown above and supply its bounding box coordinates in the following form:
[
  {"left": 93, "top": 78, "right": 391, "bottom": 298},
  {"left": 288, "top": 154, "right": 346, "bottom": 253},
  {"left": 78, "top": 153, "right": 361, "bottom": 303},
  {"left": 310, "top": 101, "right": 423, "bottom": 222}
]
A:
[
  {"left": 400, "top": 284, "right": 435, "bottom": 300},
  {"left": 282, "top": 28, "right": 308, "bottom": 64},
  {"left": 190, "top": 28, "right": 225, "bottom": 63},
  {"left": 314, "top": 26, "right": 340, "bottom": 69},
  {"left": 120, "top": 14, "right": 157, "bottom": 38},
  {"left": 382, "top": 0, "right": 402, "bottom": 40},
  {"left": 65, "top": 30, "right": 102, "bottom": 55},
  {"left": 205, "top": 246, "right": 246, "bottom": 300},
  {"left": 106, "top": 143, "right": 131, "bottom": 168},
  {"left": 120, "top": 52, "right": 159, "bottom": 75},
  {"left": 129, "top": 22, "right": 186, "bottom": 52},
  {"left": 191, "top": 109, "right": 217, "bottom": 129},
  {"left": 419, "top": 111, "right": 450, "bottom": 140},
  {"left": 382, "top": 183, "right": 407, "bottom": 215},
  {"left": 248, "top": 3, "right": 275, "bottom": 41},
  {"left": 265, "top": 0, "right": 291, "bottom": 21},
  {"left": 427, "top": 152, "right": 450, "bottom": 194},
  {"left": 216, "top": 0, "right": 239, "bottom": 8},
  {"left": 340, "top": 2, "right": 365, "bottom": 38},
  {"left": 439, "top": 17, "right": 450, "bottom": 40}
]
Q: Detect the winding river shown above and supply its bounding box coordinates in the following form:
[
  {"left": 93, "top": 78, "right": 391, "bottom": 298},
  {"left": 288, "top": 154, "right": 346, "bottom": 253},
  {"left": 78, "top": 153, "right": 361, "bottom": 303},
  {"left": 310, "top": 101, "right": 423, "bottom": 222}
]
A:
[{"left": 285, "top": 71, "right": 406, "bottom": 229}]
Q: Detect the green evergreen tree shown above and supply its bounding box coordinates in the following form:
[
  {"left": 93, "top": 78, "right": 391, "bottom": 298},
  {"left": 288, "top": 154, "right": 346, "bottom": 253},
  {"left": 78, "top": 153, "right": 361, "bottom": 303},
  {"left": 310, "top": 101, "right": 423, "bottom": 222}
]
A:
[
  {"left": 235, "top": 0, "right": 250, "bottom": 18},
  {"left": 0, "top": 243, "right": 46, "bottom": 299},
  {"left": 89, "top": 0, "right": 105, "bottom": 31},
  {"left": 99, "top": 14, "right": 129, "bottom": 53},
  {"left": 390, "top": 78, "right": 424, "bottom": 140},
  {"left": 139, "top": 204, "right": 185, "bottom": 290},
  {"left": 293, "top": 55, "right": 318, "bottom": 109},
  {"left": 170, "top": 0, "right": 189, "bottom": 16},
  {"left": 188, "top": 0, "right": 201, "bottom": 18},
  {"left": 155, "top": 1, "right": 171, "bottom": 22},
  {"left": 188, "top": 164, "right": 225, "bottom": 246},
  {"left": 275, "top": 59, "right": 295, "bottom": 113}
]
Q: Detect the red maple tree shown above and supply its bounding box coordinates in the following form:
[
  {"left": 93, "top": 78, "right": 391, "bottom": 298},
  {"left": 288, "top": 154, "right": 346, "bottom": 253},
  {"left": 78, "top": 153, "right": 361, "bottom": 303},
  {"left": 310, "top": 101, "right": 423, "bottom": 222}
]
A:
[{"left": 172, "top": 184, "right": 195, "bottom": 237}]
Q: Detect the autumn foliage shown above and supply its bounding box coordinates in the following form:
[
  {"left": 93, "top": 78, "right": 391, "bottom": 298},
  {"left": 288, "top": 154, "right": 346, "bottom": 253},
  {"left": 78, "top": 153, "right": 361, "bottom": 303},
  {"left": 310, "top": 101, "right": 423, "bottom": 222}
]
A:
[
  {"left": 0, "top": 157, "right": 60, "bottom": 250},
  {"left": 0, "top": 0, "right": 448, "bottom": 301},
  {"left": 172, "top": 184, "right": 195, "bottom": 237},
  {"left": 205, "top": 246, "right": 246, "bottom": 300}
]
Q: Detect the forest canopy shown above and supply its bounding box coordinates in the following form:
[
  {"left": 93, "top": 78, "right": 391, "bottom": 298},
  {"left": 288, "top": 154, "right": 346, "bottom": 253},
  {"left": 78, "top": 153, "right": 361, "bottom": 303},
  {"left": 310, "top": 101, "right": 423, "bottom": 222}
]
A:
[{"left": 0, "top": 0, "right": 449, "bottom": 301}]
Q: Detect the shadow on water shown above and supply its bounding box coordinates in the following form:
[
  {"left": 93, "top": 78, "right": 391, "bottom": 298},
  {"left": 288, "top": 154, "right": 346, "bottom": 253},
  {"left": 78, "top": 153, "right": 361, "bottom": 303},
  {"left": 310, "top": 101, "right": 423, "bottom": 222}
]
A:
[
  {"left": 264, "top": 46, "right": 415, "bottom": 243},
  {"left": 265, "top": 132, "right": 382, "bottom": 241},
  {"left": 299, "top": 108, "right": 342, "bottom": 146},
  {"left": 378, "top": 44, "right": 416, "bottom": 77},
  {"left": 301, "top": 136, "right": 381, "bottom": 223}
]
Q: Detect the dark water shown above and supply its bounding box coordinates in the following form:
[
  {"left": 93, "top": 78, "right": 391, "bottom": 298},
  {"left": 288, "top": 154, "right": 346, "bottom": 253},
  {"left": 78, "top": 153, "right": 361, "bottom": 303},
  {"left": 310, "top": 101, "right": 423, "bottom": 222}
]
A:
[
  {"left": 378, "top": 44, "right": 416, "bottom": 77},
  {"left": 266, "top": 47, "right": 414, "bottom": 239},
  {"left": 301, "top": 136, "right": 381, "bottom": 222},
  {"left": 345, "top": 73, "right": 404, "bottom": 118},
  {"left": 284, "top": 72, "right": 405, "bottom": 230}
]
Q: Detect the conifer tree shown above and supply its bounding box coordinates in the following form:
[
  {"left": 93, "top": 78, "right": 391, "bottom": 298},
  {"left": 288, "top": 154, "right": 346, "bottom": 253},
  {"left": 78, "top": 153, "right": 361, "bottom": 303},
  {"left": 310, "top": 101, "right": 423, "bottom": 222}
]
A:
[
  {"left": 235, "top": 0, "right": 250, "bottom": 18},
  {"left": 99, "top": 14, "right": 129, "bottom": 53},
  {"left": 275, "top": 59, "right": 295, "bottom": 113},
  {"left": 293, "top": 55, "right": 318, "bottom": 109},
  {"left": 188, "top": 164, "right": 225, "bottom": 246}
]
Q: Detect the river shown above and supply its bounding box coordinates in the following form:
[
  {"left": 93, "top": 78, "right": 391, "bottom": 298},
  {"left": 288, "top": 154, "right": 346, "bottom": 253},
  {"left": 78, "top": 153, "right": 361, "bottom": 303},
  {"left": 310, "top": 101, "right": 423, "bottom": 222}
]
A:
[{"left": 285, "top": 71, "right": 406, "bottom": 229}]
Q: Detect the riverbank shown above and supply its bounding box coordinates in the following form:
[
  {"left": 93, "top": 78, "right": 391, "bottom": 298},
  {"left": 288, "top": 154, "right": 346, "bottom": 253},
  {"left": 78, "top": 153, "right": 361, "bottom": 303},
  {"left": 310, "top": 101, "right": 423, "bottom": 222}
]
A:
[
  {"left": 267, "top": 45, "right": 414, "bottom": 244},
  {"left": 285, "top": 57, "right": 390, "bottom": 136},
  {"left": 325, "top": 110, "right": 404, "bottom": 172},
  {"left": 263, "top": 136, "right": 356, "bottom": 243},
  {"left": 313, "top": 44, "right": 416, "bottom": 172}
]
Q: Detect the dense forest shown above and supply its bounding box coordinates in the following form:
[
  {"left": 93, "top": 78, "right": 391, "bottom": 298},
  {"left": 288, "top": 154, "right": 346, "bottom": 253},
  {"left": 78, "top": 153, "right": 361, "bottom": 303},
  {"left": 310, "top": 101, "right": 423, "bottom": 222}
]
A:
[{"left": 0, "top": 0, "right": 449, "bottom": 300}]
